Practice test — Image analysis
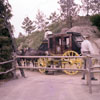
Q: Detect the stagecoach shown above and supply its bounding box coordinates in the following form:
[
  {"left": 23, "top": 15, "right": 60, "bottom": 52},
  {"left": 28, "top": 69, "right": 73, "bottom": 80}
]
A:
[{"left": 37, "top": 32, "right": 84, "bottom": 75}]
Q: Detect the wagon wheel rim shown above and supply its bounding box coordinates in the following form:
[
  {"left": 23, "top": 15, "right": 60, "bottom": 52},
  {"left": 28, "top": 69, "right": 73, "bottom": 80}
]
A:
[
  {"left": 38, "top": 58, "right": 47, "bottom": 73},
  {"left": 61, "top": 50, "right": 82, "bottom": 75}
]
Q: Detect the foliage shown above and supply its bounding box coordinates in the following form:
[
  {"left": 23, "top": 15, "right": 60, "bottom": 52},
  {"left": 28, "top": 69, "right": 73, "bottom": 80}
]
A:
[
  {"left": 58, "top": 0, "right": 80, "bottom": 28},
  {"left": 22, "top": 17, "right": 36, "bottom": 35},
  {"left": 16, "top": 30, "right": 44, "bottom": 50},
  {"left": 90, "top": 0, "right": 100, "bottom": 14},
  {"left": 90, "top": 14, "right": 100, "bottom": 30},
  {"left": 0, "top": 0, "right": 13, "bottom": 79},
  {"left": 35, "top": 10, "right": 47, "bottom": 31},
  {"left": 48, "top": 12, "right": 60, "bottom": 23},
  {"left": 81, "top": 0, "right": 100, "bottom": 16},
  {"left": 48, "top": 20, "right": 67, "bottom": 33},
  {"left": 18, "top": 32, "right": 24, "bottom": 38}
]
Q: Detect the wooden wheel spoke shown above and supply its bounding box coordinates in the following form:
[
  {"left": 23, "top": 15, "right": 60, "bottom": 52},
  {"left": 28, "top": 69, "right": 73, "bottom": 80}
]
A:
[
  {"left": 38, "top": 58, "right": 48, "bottom": 73},
  {"left": 61, "top": 50, "right": 82, "bottom": 75}
]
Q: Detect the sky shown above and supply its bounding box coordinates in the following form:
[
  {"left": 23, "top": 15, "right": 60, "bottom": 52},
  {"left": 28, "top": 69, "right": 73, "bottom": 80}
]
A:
[{"left": 9, "top": 0, "right": 82, "bottom": 38}]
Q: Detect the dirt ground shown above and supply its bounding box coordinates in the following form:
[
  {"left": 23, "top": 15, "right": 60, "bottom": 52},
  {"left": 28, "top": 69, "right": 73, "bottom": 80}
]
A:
[{"left": 0, "top": 70, "right": 100, "bottom": 100}]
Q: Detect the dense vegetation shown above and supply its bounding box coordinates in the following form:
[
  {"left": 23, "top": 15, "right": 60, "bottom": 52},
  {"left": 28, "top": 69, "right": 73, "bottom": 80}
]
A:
[
  {"left": 0, "top": 0, "right": 13, "bottom": 79},
  {"left": 90, "top": 14, "right": 100, "bottom": 31}
]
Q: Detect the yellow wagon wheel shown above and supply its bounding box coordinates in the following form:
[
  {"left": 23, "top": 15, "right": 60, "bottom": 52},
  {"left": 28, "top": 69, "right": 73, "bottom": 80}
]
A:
[
  {"left": 61, "top": 50, "right": 83, "bottom": 75},
  {"left": 50, "top": 53, "right": 61, "bottom": 65},
  {"left": 38, "top": 58, "right": 48, "bottom": 73}
]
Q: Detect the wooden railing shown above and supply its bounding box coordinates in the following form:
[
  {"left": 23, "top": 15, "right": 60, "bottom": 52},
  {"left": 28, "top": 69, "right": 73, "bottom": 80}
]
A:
[
  {"left": 0, "top": 60, "right": 14, "bottom": 65},
  {"left": 16, "top": 55, "right": 100, "bottom": 93},
  {"left": 0, "top": 58, "right": 16, "bottom": 76}
]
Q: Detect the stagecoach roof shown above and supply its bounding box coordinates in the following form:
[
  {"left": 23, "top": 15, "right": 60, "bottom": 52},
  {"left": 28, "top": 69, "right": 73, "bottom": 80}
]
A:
[{"left": 48, "top": 32, "right": 81, "bottom": 38}]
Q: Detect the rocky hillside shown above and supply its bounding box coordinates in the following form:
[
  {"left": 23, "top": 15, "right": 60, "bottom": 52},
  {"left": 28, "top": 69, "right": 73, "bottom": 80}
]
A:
[{"left": 68, "top": 25, "right": 100, "bottom": 38}]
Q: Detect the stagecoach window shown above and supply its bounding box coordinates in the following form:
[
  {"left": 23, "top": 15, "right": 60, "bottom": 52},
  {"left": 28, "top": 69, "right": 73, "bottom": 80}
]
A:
[
  {"left": 74, "top": 36, "right": 84, "bottom": 48},
  {"left": 63, "top": 37, "right": 70, "bottom": 49},
  {"left": 74, "top": 36, "right": 84, "bottom": 42},
  {"left": 66, "top": 38, "right": 70, "bottom": 45},
  {"left": 59, "top": 38, "right": 61, "bottom": 45},
  {"left": 56, "top": 37, "right": 61, "bottom": 45}
]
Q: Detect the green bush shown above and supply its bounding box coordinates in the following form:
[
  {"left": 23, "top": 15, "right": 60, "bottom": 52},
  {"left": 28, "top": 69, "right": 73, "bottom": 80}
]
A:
[{"left": 90, "top": 14, "right": 100, "bottom": 30}]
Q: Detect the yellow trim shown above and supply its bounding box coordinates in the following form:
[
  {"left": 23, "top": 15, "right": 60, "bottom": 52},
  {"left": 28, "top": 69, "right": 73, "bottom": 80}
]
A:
[{"left": 38, "top": 58, "right": 48, "bottom": 73}]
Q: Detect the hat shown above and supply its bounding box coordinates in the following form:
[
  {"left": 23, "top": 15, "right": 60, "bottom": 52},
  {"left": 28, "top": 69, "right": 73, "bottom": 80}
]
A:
[
  {"left": 83, "top": 34, "right": 90, "bottom": 38},
  {"left": 45, "top": 28, "right": 49, "bottom": 31}
]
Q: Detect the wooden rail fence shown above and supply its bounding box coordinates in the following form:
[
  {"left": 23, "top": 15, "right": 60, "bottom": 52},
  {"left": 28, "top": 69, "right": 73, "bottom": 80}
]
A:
[
  {"left": 0, "top": 59, "right": 16, "bottom": 75},
  {"left": 0, "top": 55, "right": 100, "bottom": 93}
]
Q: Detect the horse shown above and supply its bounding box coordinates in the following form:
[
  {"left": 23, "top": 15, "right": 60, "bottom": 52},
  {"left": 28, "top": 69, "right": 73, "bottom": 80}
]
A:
[{"left": 23, "top": 47, "right": 46, "bottom": 66}]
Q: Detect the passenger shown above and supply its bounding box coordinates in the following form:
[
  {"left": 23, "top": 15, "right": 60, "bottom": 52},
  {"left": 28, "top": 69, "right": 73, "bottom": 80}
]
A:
[
  {"left": 81, "top": 34, "right": 97, "bottom": 80},
  {"left": 56, "top": 43, "right": 61, "bottom": 53},
  {"left": 44, "top": 28, "right": 52, "bottom": 40}
]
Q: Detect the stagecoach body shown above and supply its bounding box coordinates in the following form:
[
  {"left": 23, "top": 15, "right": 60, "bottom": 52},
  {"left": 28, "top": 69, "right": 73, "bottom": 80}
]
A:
[
  {"left": 38, "top": 32, "right": 84, "bottom": 75},
  {"left": 38, "top": 32, "right": 84, "bottom": 55},
  {"left": 48, "top": 32, "right": 84, "bottom": 55}
]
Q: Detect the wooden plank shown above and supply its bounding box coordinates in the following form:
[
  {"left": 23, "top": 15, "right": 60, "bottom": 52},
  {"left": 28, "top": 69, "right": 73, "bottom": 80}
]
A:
[
  {"left": 16, "top": 55, "right": 85, "bottom": 59},
  {"left": 0, "top": 60, "right": 14, "bottom": 65},
  {"left": 91, "top": 70, "right": 100, "bottom": 73},
  {"left": 0, "top": 68, "right": 16, "bottom": 75},
  {"left": 16, "top": 66, "right": 87, "bottom": 71}
]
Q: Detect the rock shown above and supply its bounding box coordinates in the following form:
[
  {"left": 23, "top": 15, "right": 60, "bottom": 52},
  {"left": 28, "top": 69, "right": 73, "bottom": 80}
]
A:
[{"left": 67, "top": 25, "right": 100, "bottom": 38}]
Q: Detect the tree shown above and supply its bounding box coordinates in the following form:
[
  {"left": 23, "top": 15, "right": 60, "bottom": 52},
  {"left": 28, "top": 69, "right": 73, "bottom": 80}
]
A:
[
  {"left": 81, "top": 0, "right": 91, "bottom": 16},
  {"left": 90, "top": 14, "right": 100, "bottom": 31},
  {"left": 18, "top": 32, "right": 24, "bottom": 38},
  {"left": 0, "top": 0, "right": 13, "bottom": 78},
  {"left": 22, "top": 17, "right": 36, "bottom": 35},
  {"left": 90, "top": 0, "right": 100, "bottom": 14},
  {"left": 81, "top": 0, "right": 100, "bottom": 15},
  {"left": 47, "top": 11, "right": 64, "bottom": 33},
  {"left": 58, "top": 0, "right": 79, "bottom": 28},
  {"left": 48, "top": 11, "right": 60, "bottom": 23},
  {"left": 35, "top": 10, "right": 46, "bottom": 31}
]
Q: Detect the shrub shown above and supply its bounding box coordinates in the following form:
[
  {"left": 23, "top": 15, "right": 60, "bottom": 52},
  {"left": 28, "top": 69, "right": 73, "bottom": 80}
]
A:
[{"left": 90, "top": 14, "right": 100, "bottom": 30}]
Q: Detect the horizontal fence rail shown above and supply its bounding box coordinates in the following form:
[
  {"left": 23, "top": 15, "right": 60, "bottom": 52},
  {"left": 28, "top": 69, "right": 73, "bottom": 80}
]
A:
[
  {"left": 0, "top": 60, "right": 14, "bottom": 65},
  {"left": 17, "top": 66, "right": 87, "bottom": 71},
  {"left": 0, "top": 68, "right": 15, "bottom": 75},
  {"left": 17, "top": 55, "right": 86, "bottom": 58}
]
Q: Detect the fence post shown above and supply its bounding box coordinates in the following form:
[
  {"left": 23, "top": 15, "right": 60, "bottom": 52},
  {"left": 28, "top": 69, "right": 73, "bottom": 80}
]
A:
[
  {"left": 17, "top": 56, "right": 26, "bottom": 78},
  {"left": 12, "top": 52, "right": 17, "bottom": 79},
  {"left": 86, "top": 56, "right": 92, "bottom": 93}
]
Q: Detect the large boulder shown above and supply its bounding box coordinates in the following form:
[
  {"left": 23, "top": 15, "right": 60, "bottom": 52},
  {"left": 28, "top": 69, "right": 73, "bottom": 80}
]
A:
[{"left": 67, "top": 25, "right": 100, "bottom": 37}]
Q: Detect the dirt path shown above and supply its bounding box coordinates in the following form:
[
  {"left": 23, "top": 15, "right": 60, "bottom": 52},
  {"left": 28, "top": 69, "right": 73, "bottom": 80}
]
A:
[{"left": 0, "top": 70, "right": 100, "bottom": 100}]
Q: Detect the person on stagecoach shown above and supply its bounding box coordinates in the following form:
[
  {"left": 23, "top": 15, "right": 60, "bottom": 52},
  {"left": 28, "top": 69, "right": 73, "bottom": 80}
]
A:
[
  {"left": 44, "top": 28, "right": 52, "bottom": 40},
  {"left": 56, "top": 42, "right": 61, "bottom": 53}
]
